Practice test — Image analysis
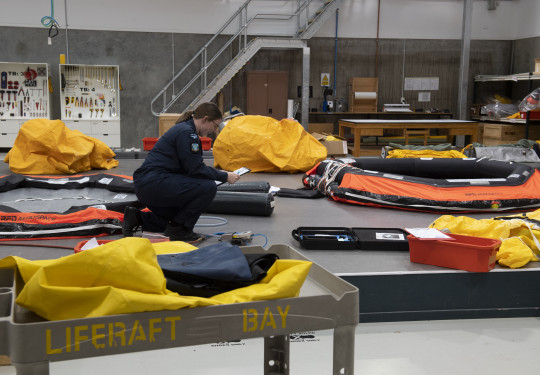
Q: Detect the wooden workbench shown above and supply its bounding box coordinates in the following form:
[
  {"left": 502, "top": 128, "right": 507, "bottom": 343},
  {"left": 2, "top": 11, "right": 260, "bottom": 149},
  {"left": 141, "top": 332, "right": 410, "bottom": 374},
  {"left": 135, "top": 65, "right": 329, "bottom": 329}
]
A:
[{"left": 338, "top": 119, "right": 480, "bottom": 157}]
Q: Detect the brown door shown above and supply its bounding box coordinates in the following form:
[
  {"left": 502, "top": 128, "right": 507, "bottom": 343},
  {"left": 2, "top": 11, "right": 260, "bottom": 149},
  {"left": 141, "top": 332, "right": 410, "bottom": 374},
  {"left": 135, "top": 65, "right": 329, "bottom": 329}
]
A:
[
  {"left": 246, "top": 71, "right": 289, "bottom": 120},
  {"left": 246, "top": 71, "right": 268, "bottom": 116},
  {"left": 267, "top": 71, "right": 288, "bottom": 120}
]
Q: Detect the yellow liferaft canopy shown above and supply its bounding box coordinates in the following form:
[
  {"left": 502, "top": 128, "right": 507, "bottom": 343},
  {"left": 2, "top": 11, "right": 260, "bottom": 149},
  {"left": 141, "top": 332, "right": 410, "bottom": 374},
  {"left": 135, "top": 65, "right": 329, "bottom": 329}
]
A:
[
  {"left": 4, "top": 119, "right": 118, "bottom": 174},
  {"left": 0, "top": 238, "right": 312, "bottom": 321},
  {"left": 213, "top": 115, "right": 327, "bottom": 173}
]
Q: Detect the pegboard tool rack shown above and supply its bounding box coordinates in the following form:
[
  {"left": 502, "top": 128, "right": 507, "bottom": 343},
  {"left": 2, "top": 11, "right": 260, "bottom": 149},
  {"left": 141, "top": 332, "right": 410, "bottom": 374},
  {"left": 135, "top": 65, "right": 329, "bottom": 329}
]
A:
[
  {"left": 0, "top": 62, "right": 51, "bottom": 148},
  {"left": 0, "top": 244, "right": 358, "bottom": 375},
  {"left": 59, "top": 63, "right": 121, "bottom": 148}
]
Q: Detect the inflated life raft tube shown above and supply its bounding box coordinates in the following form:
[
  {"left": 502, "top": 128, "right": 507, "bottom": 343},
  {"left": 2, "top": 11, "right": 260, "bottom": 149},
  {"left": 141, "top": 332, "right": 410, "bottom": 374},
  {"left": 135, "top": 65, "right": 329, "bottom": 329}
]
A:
[
  {"left": 0, "top": 173, "right": 136, "bottom": 240},
  {"left": 303, "top": 158, "right": 540, "bottom": 212},
  {"left": 206, "top": 191, "right": 275, "bottom": 217},
  {"left": 212, "top": 181, "right": 274, "bottom": 216},
  {"left": 217, "top": 181, "right": 271, "bottom": 193}
]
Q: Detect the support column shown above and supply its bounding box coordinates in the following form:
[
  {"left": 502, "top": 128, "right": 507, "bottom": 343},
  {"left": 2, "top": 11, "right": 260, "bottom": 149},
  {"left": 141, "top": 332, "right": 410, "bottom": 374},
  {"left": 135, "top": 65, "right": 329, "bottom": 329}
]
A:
[
  {"left": 457, "top": 0, "right": 473, "bottom": 121},
  {"left": 301, "top": 45, "right": 310, "bottom": 129}
]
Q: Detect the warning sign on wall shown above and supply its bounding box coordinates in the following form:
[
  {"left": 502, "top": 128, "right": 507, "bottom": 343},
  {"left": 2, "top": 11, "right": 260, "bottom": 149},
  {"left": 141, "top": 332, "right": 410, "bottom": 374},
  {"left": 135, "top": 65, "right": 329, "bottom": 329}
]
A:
[{"left": 321, "top": 73, "right": 330, "bottom": 86}]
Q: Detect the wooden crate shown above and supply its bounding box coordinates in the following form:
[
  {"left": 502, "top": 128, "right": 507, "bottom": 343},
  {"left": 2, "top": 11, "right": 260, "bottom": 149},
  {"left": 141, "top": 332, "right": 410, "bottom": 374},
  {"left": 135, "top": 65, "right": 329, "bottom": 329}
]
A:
[
  {"left": 482, "top": 138, "right": 521, "bottom": 146},
  {"left": 159, "top": 113, "right": 182, "bottom": 136},
  {"left": 482, "top": 123, "right": 540, "bottom": 141},
  {"left": 348, "top": 77, "right": 378, "bottom": 112}
]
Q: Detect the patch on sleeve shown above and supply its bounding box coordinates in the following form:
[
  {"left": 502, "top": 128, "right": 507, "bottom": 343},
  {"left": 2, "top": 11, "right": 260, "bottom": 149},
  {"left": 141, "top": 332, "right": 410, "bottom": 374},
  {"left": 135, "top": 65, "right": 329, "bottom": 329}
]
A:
[{"left": 191, "top": 142, "right": 200, "bottom": 153}]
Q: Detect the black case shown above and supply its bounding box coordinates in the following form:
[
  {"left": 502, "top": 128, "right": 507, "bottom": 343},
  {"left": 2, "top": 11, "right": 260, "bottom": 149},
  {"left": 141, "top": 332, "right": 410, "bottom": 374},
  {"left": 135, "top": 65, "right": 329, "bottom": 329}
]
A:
[
  {"left": 292, "top": 226, "right": 409, "bottom": 251},
  {"left": 291, "top": 227, "right": 358, "bottom": 250},
  {"left": 352, "top": 227, "right": 409, "bottom": 251}
]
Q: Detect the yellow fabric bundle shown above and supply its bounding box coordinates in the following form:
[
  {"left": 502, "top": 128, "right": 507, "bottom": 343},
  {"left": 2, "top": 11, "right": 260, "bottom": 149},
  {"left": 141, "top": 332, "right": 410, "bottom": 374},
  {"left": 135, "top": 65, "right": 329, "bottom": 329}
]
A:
[
  {"left": 213, "top": 115, "right": 327, "bottom": 173},
  {"left": 430, "top": 212, "right": 540, "bottom": 269},
  {"left": 387, "top": 149, "right": 467, "bottom": 158},
  {"left": 0, "top": 238, "right": 312, "bottom": 321},
  {"left": 4, "top": 119, "right": 118, "bottom": 174}
]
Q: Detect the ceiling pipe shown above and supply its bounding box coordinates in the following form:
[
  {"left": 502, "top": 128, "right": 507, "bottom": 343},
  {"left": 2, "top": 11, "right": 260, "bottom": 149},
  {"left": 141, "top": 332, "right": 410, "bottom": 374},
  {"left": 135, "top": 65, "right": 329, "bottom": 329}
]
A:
[{"left": 375, "top": 0, "right": 381, "bottom": 77}]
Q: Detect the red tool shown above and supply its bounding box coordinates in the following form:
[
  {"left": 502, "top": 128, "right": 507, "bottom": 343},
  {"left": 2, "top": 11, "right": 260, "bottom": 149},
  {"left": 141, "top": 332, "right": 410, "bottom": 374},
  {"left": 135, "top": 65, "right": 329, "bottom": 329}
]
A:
[{"left": 23, "top": 67, "right": 38, "bottom": 81}]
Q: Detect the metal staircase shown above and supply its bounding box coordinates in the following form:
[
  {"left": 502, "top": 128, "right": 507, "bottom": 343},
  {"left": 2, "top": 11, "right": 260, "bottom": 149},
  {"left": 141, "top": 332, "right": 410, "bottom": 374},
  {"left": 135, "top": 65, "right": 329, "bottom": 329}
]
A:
[{"left": 150, "top": 0, "right": 341, "bottom": 116}]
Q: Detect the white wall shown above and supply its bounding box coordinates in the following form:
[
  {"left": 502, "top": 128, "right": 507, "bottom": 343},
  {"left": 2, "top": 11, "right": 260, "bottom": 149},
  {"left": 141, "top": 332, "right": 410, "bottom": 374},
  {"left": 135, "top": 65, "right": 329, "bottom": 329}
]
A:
[{"left": 1, "top": 0, "right": 538, "bottom": 40}]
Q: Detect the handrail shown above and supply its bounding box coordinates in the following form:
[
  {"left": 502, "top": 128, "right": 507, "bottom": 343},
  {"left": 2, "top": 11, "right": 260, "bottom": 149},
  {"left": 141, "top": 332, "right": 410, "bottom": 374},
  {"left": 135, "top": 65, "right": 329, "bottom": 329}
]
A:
[{"left": 150, "top": 0, "right": 333, "bottom": 116}]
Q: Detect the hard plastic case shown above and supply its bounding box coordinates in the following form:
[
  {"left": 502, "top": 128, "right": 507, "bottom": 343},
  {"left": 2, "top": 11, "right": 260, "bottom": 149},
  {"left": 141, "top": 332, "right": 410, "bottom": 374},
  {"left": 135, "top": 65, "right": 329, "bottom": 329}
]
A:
[
  {"left": 291, "top": 227, "right": 358, "bottom": 250},
  {"left": 292, "top": 227, "right": 409, "bottom": 251}
]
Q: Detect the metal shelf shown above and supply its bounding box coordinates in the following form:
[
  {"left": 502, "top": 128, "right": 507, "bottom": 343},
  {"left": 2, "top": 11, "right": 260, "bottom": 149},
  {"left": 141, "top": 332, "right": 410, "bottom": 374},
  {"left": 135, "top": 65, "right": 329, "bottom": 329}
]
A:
[
  {"left": 475, "top": 116, "right": 525, "bottom": 124},
  {"left": 473, "top": 72, "right": 539, "bottom": 140},
  {"left": 474, "top": 72, "right": 540, "bottom": 82}
]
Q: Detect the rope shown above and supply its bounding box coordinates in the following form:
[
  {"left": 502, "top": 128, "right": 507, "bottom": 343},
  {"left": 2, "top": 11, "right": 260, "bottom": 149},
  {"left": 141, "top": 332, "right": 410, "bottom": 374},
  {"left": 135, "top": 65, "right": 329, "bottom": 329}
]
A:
[
  {"left": 195, "top": 216, "right": 228, "bottom": 227},
  {"left": 41, "top": 0, "right": 59, "bottom": 28},
  {"left": 316, "top": 161, "right": 348, "bottom": 194}
]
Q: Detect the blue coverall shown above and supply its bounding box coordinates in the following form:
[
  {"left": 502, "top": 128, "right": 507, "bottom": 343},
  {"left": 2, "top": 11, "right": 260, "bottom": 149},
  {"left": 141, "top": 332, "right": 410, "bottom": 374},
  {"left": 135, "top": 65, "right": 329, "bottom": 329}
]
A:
[{"left": 133, "top": 118, "right": 228, "bottom": 232}]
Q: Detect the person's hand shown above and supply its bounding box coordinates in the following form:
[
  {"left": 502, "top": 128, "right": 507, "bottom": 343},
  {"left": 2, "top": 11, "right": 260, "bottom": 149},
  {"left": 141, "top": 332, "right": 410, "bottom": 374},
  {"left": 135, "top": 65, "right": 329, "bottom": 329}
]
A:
[{"left": 227, "top": 172, "right": 240, "bottom": 184}]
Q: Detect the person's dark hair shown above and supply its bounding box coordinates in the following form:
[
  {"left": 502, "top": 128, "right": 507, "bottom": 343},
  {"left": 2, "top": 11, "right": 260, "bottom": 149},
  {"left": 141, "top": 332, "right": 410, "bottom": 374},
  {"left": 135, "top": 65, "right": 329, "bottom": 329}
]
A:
[{"left": 176, "top": 102, "right": 222, "bottom": 123}]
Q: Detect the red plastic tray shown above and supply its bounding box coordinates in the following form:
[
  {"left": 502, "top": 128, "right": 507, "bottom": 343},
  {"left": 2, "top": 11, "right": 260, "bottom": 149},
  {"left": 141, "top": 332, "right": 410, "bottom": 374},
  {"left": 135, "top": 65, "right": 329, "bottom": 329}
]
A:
[
  {"left": 408, "top": 233, "right": 501, "bottom": 272},
  {"left": 142, "top": 137, "right": 158, "bottom": 151},
  {"left": 200, "top": 137, "right": 212, "bottom": 151}
]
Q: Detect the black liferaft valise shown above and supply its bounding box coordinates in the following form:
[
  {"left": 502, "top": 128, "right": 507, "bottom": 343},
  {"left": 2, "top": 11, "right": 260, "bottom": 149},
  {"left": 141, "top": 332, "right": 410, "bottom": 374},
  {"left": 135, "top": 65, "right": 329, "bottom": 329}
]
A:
[
  {"left": 292, "top": 227, "right": 409, "bottom": 251},
  {"left": 292, "top": 226, "right": 409, "bottom": 251}
]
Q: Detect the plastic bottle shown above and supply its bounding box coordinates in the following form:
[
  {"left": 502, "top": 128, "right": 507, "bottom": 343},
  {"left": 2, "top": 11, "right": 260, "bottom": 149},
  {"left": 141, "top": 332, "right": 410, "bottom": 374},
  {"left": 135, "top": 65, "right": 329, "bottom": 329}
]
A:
[{"left": 519, "top": 88, "right": 540, "bottom": 112}]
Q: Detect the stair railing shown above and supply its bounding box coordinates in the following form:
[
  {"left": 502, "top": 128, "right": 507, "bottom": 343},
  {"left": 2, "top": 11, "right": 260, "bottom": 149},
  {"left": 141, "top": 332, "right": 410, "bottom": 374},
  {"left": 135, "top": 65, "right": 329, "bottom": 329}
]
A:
[{"left": 150, "top": 0, "right": 334, "bottom": 116}]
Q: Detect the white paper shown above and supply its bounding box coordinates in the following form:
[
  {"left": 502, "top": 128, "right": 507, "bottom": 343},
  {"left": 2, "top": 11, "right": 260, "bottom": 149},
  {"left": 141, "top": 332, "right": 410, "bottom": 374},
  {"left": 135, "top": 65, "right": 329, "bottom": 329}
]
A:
[
  {"left": 430, "top": 77, "right": 439, "bottom": 90},
  {"left": 80, "top": 237, "right": 100, "bottom": 250},
  {"left": 375, "top": 232, "right": 405, "bottom": 241},
  {"left": 405, "top": 228, "right": 453, "bottom": 239},
  {"left": 404, "top": 78, "right": 415, "bottom": 91},
  {"left": 418, "top": 92, "right": 431, "bottom": 102}
]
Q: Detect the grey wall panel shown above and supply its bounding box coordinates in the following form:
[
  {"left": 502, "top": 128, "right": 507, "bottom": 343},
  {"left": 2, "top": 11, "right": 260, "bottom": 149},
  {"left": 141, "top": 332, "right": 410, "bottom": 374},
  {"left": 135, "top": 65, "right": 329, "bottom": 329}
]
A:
[
  {"left": 0, "top": 25, "right": 535, "bottom": 149},
  {"left": 513, "top": 37, "right": 540, "bottom": 74}
]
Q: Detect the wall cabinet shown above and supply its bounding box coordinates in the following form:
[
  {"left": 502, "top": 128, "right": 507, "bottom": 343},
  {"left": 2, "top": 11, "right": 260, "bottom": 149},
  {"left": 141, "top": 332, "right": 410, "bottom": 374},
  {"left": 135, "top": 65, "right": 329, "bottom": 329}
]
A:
[
  {"left": 60, "top": 64, "right": 121, "bottom": 147},
  {"left": 246, "top": 71, "right": 288, "bottom": 120},
  {"left": 0, "top": 62, "right": 51, "bottom": 148}
]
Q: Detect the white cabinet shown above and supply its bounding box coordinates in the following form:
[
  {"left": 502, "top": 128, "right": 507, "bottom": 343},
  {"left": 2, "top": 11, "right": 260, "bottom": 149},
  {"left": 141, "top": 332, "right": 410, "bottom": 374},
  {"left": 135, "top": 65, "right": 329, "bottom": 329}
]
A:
[
  {"left": 0, "top": 62, "right": 51, "bottom": 148},
  {"left": 60, "top": 64, "right": 121, "bottom": 147},
  {"left": 64, "top": 119, "right": 121, "bottom": 148}
]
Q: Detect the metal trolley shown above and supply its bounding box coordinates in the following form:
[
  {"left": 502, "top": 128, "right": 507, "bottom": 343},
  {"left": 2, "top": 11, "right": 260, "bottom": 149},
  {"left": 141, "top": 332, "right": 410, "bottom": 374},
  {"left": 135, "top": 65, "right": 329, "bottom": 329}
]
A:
[{"left": 0, "top": 244, "right": 359, "bottom": 374}]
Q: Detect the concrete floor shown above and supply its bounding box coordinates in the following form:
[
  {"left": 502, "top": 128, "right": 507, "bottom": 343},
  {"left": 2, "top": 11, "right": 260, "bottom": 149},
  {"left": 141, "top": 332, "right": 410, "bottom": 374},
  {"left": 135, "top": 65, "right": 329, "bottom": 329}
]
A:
[{"left": 1, "top": 153, "right": 540, "bottom": 374}]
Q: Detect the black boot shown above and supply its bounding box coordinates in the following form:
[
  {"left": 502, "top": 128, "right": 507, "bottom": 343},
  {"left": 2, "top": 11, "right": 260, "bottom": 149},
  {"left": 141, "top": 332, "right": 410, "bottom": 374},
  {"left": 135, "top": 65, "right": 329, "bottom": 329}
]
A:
[
  {"left": 122, "top": 206, "right": 142, "bottom": 237},
  {"left": 164, "top": 222, "right": 206, "bottom": 244}
]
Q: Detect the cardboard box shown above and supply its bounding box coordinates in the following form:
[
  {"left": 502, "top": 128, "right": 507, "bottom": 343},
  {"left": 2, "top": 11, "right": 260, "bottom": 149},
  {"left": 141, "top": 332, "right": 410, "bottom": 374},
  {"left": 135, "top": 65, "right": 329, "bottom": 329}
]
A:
[
  {"left": 470, "top": 104, "right": 486, "bottom": 118},
  {"left": 308, "top": 123, "right": 334, "bottom": 134},
  {"left": 159, "top": 113, "right": 182, "bottom": 136},
  {"left": 312, "top": 132, "right": 348, "bottom": 156}
]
